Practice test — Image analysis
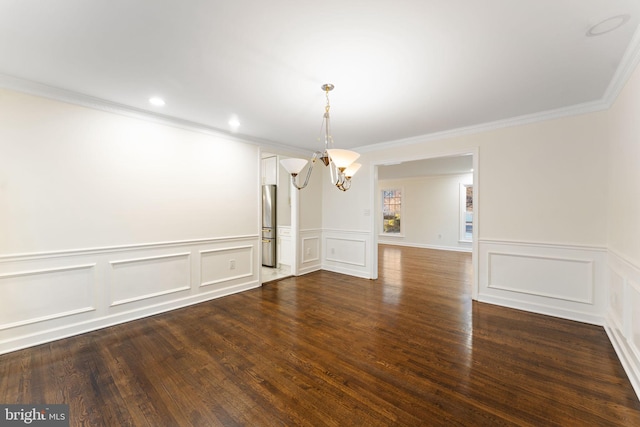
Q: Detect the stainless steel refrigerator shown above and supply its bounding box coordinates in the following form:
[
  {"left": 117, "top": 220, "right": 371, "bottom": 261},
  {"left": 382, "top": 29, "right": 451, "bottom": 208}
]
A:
[{"left": 262, "top": 185, "right": 277, "bottom": 267}]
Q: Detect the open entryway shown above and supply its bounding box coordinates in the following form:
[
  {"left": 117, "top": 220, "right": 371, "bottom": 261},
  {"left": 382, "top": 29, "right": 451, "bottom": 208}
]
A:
[
  {"left": 371, "top": 150, "right": 478, "bottom": 299},
  {"left": 260, "top": 151, "right": 293, "bottom": 283}
]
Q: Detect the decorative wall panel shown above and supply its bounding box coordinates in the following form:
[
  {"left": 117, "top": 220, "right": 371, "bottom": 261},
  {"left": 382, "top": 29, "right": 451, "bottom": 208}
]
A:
[
  {"left": 298, "top": 229, "right": 322, "bottom": 275},
  {"left": 0, "top": 236, "right": 259, "bottom": 354},
  {"left": 478, "top": 240, "right": 606, "bottom": 325},
  {"left": 200, "top": 245, "right": 253, "bottom": 287},
  {"left": 302, "top": 237, "right": 320, "bottom": 264},
  {"left": 0, "top": 264, "right": 95, "bottom": 330},
  {"left": 325, "top": 237, "right": 366, "bottom": 267},
  {"left": 109, "top": 253, "right": 190, "bottom": 306},
  {"left": 488, "top": 252, "right": 593, "bottom": 303},
  {"left": 322, "top": 229, "right": 373, "bottom": 279}
]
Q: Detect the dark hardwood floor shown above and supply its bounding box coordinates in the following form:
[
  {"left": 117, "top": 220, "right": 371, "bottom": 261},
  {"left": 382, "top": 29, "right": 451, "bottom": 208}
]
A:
[{"left": 1, "top": 245, "right": 639, "bottom": 426}]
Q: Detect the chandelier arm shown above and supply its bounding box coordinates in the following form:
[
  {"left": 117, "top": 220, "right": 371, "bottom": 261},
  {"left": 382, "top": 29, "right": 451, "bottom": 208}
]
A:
[
  {"left": 328, "top": 160, "right": 338, "bottom": 186},
  {"left": 291, "top": 151, "right": 323, "bottom": 190}
]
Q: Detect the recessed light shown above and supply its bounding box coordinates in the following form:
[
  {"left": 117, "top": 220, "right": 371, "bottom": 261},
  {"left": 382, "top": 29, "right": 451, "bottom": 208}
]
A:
[
  {"left": 586, "top": 14, "right": 630, "bottom": 37},
  {"left": 228, "top": 116, "right": 241, "bottom": 131},
  {"left": 149, "top": 97, "right": 165, "bottom": 106}
]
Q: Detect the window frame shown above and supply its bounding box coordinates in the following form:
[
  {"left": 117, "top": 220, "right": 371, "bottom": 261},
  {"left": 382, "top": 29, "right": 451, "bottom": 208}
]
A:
[
  {"left": 381, "top": 187, "right": 404, "bottom": 236},
  {"left": 459, "top": 183, "right": 473, "bottom": 243}
]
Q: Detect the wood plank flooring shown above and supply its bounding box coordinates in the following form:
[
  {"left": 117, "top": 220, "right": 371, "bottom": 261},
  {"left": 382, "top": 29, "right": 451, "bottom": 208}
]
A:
[{"left": 1, "top": 245, "right": 639, "bottom": 426}]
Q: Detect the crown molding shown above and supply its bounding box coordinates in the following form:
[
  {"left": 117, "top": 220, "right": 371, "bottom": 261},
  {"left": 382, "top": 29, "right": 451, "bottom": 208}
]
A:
[
  {"left": 0, "top": 73, "right": 311, "bottom": 156},
  {"left": 354, "top": 99, "right": 609, "bottom": 153},
  {"left": 602, "top": 21, "right": 640, "bottom": 108}
]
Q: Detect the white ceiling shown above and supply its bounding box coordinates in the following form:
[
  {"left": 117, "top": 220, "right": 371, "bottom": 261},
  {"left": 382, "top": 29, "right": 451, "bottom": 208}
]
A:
[{"left": 1, "top": 0, "right": 639, "bottom": 152}]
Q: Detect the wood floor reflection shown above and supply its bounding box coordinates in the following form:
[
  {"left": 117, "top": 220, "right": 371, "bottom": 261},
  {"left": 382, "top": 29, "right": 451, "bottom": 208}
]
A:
[{"left": 1, "top": 244, "right": 638, "bottom": 426}]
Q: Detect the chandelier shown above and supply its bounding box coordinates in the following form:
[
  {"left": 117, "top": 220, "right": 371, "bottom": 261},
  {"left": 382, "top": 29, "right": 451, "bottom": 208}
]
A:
[{"left": 280, "top": 84, "right": 361, "bottom": 192}]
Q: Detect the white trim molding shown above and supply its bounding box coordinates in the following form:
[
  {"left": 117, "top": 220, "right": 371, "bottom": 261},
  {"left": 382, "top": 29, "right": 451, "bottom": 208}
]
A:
[
  {"left": 297, "top": 229, "right": 322, "bottom": 276},
  {"left": 478, "top": 239, "right": 607, "bottom": 325},
  {"left": 605, "top": 250, "right": 640, "bottom": 401},
  {"left": 377, "top": 240, "right": 472, "bottom": 253},
  {"left": 322, "top": 229, "right": 373, "bottom": 279}
]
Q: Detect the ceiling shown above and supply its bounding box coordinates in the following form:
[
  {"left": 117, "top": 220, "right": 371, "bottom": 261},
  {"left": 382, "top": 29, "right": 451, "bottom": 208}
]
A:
[{"left": 1, "top": 1, "right": 639, "bottom": 152}]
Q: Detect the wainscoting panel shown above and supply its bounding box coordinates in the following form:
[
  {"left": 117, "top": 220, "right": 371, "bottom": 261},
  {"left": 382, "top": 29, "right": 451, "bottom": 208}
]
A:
[
  {"left": 298, "top": 229, "right": 322, "bottom": 275},
  {"left": 608, "top": 267, "right": 626, "bottom": 333},
  {"left": 322, "top": 229, "right": 373, "bottom": 279},
  {"left": 0, "top": 236, "right": 260, "bottom": 355},
  {"left": 478, "top": 240, "right": 607, "bottom": 325},
  {"left": 488, "top": 253, "right": 593, "bottom": 304},
  {"left": 632, "top": 283, "right": 640, "bottom": 354},
  {"left": 278, "top": 226, "right": 292, "bottom": 267},
  {"left": 325, "top": 238, "right": 366, "bottom": 267},
  {"left": 606, "top": 250, "right": 640, "bottom": 400},
  {"left": 110, "top": 253, "right": 191, "bottom": 307},
  {"left": 0, "top": 264, "right": 95, "bottom": 330},
  {"left": 301, "top": 237, "right": 319, "bottom": 264},
  {"left": 200, "top": 245, "right": 254, "bottom": 289}
]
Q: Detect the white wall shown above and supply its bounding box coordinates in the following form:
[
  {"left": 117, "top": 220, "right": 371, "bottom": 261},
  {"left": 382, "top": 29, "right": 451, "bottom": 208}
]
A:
[
  {"left": 0, "top": 89, "right": 259, "bottom": 253},
  {"left": 277, "top": 159, "right": 292, "bottom": 227},
  {"left": 603, "top": 58, "right": 640, "bottom": 399},
  {"left": 296, "top": 159, "right": 324, "bottom": 274},
  {"left": 0, "top": 88, "right": 261, "bottom": 354},
  {"left": 378, "top": 173, "right": 473, "bottom": 251}
]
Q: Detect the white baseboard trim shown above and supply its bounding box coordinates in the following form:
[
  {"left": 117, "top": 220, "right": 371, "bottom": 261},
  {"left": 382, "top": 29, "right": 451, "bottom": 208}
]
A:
[
  {"left": 322, "top": 264, "right": 372, "bottom": 280},
  {"left": 605, "top": 321, "right": 640, "bottom": 401},
  {"left": 296, "top": 265, "right": 322, "bottom": 276},
  {"left": 477, "top": 294, "right": 604, "bottom": 326},
  {"left": 377, "top": 240, "right": 472, "bottom": 253}
]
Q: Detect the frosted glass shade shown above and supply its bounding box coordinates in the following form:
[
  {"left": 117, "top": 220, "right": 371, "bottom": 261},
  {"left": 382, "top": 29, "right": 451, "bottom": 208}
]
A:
[
  {"left": 280, "top": 158, "right": 308, "bottom": 175},
  {"left": 343, "top": 162, "right": 362, "bottom": 178},
  {"left": 326, "top": 149, "right": 360, "bottom": 169}
]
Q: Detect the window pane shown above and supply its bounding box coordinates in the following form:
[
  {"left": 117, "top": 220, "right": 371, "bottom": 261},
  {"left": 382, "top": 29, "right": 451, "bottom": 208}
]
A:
[{"left": 382, "top": 189, "right": 402, "bottom": 234}]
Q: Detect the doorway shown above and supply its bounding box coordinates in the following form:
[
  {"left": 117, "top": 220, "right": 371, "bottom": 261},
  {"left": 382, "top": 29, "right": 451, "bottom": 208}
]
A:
[
  {"left": 261, "top": 152, "right": 293, "bottom": 283},
  {"left": 372, "top": 150, "right": 478, "bottom": 299}
]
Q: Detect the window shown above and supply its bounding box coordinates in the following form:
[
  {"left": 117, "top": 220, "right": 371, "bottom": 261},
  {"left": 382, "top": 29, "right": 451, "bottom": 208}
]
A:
[
  {"left": 382, "top": 188, "right": 402, "bottom": 234},
  {"left": 459, "top": 184, "right": 473, "bottom": 242}
]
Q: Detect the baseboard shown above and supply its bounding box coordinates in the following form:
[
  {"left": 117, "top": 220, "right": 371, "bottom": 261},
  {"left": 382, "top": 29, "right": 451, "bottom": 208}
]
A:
[
  {"left": 477, "top": 294, "right": 604, "bottom": 326},
  {"left": 378, "top": 240, "right": 472, "bottom": 253},
  {"left": 322, "top": 264, "right": 372, "bottom": 280},
  {"left": 296, "top": 265, "right": 322, "bottom": 276},
  {"left": 605, "top": 321, "right": 640, "bottom": 401}
]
